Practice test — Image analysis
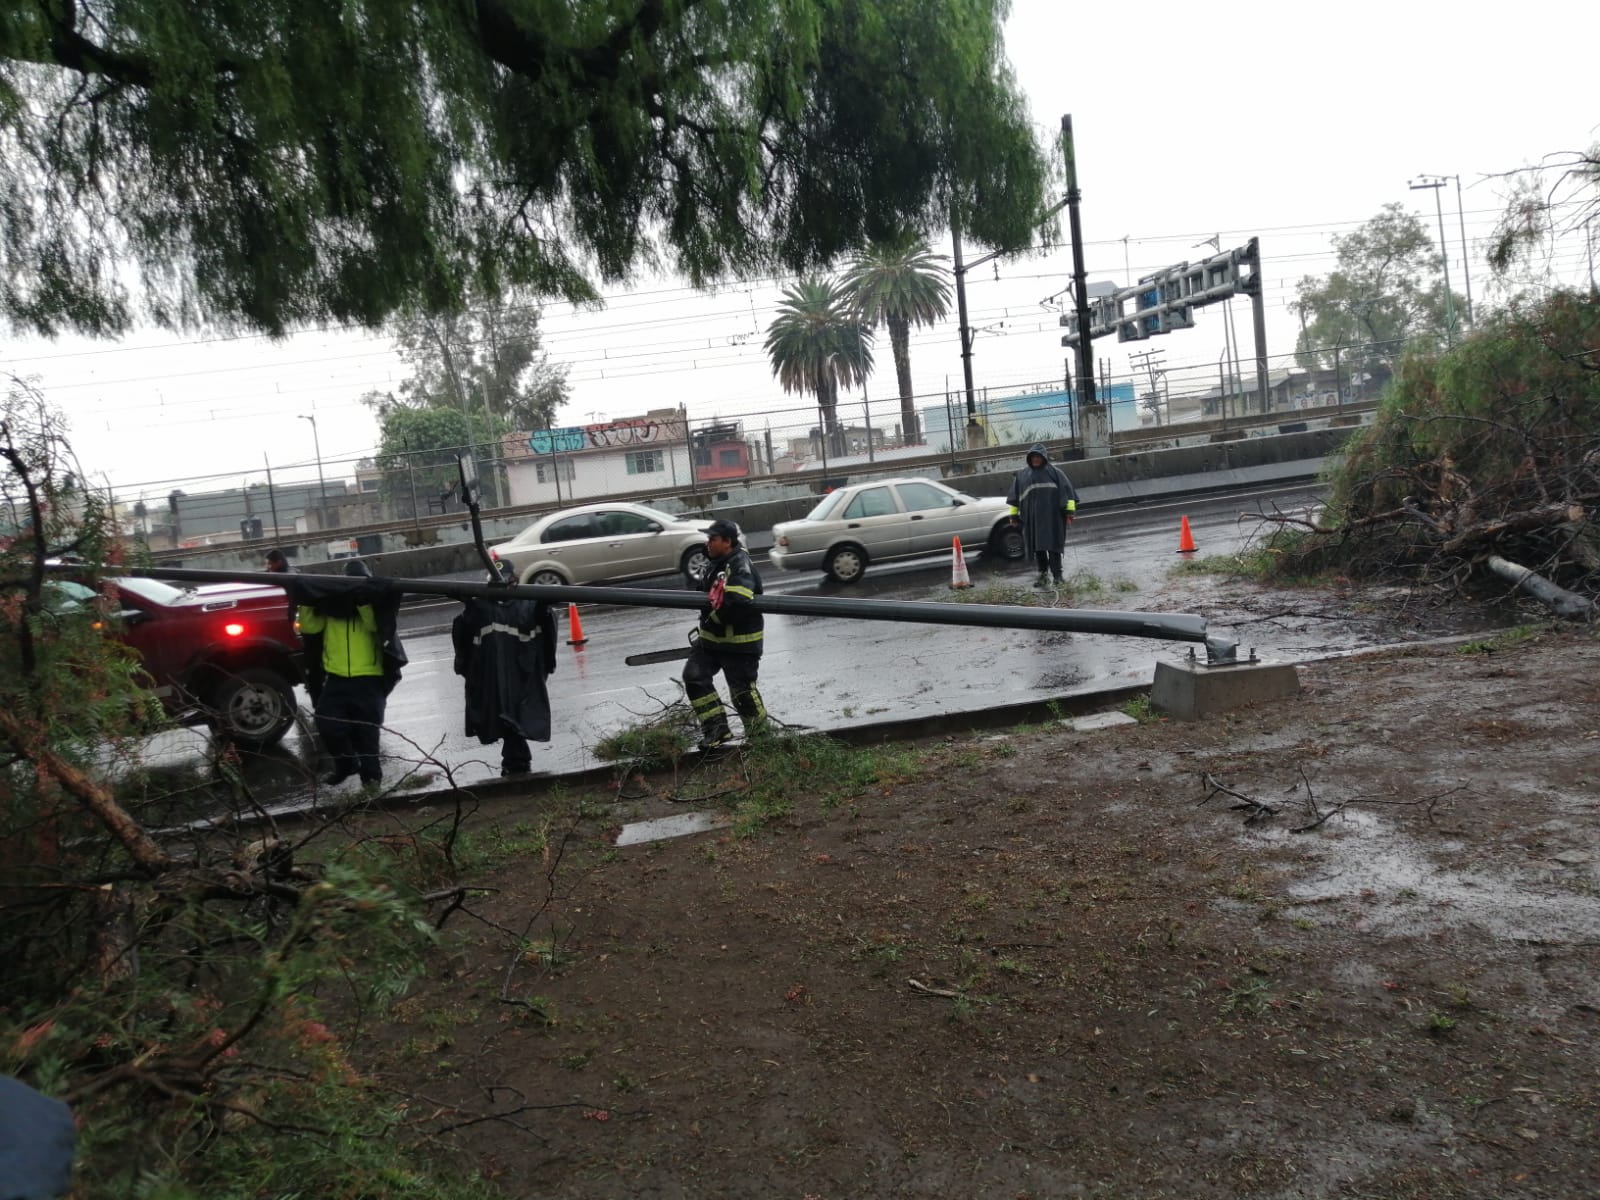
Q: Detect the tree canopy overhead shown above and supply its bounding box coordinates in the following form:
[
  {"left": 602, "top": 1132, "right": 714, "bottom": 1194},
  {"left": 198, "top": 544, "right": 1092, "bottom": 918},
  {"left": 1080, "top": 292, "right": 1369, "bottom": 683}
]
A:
[
  {"left": 1291, "top": 203, "right": 1463, "bottom": 375},
  {"left": 0, "top": 0, "right": 1052, "bottom": 338}
]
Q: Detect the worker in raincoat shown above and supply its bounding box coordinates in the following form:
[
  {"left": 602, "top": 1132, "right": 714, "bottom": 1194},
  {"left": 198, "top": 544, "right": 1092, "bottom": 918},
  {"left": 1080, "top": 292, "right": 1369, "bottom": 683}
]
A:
[
  {"left": 1006, "top": 442, "right": 1079, "bottom": 587},
  {"left": 452, "top": 561, "right": 558, "bottom": 777}
]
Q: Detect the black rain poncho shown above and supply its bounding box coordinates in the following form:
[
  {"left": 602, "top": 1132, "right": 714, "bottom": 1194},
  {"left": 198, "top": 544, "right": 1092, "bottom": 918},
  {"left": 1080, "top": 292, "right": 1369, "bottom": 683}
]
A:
[
  {"left": 1005, "top": 443, "right": 1079, "bottom": 556},
  {"left": 451, "top": 593, "right": 558, "bottom": 744}
]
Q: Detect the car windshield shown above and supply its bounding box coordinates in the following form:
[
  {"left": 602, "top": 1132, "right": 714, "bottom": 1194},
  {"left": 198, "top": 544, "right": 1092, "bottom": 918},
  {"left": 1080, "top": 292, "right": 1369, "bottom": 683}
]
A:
[{"left": 803, "top": 492, "right": 846, "bottom": 521}]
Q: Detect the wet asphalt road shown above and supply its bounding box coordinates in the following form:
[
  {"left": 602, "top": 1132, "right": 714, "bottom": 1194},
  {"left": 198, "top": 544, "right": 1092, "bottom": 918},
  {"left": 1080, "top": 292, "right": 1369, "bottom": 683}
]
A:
[{"left": 152, "top": 482, "right": 1337, "bottom": 804}]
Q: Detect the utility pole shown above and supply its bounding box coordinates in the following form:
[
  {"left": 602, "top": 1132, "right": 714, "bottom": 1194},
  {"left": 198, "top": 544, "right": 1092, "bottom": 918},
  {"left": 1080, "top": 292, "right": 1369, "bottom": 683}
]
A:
[
  {"left": 1409, "top": 176, "right": 1457, "bottom": 346},
  {"left": 1451, "top": 174, "right": 1474, "bottom": 328},
  {"left": 952, "top": 222, "right": 976, "bottom": 422},
  {"left": 1128, "top": 348, "right": 1166, "bottom": 425},
  {"left": 297, "top": 414, "right": 328, "bottom": 529},
  {"left": 1062, "top": 113, "right": 1107, "bottom": 457},
  {"left": 262, "top": 454, "right": 281, "bottom": 541}
]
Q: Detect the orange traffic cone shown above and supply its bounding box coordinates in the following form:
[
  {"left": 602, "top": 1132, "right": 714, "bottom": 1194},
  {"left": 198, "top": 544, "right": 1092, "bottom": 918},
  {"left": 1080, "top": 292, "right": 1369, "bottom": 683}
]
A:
[
  {"left": 950, "top": 536, "right": 973, "bottom": 588},
  {"left": 1177, "top": 515, "right": 1197, "bottom": 554},
  {"left": 565, "top": 602, "right": 589, "bottom": 647}
]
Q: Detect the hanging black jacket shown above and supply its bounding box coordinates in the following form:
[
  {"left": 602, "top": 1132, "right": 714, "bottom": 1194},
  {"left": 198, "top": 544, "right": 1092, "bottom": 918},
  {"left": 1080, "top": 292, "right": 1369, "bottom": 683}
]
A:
[
  {"left": 452, "top": 594, "right": 558, "bottom": 743},
  {"left": 696, "top": 545, "right": 764, "bottom": 656}
]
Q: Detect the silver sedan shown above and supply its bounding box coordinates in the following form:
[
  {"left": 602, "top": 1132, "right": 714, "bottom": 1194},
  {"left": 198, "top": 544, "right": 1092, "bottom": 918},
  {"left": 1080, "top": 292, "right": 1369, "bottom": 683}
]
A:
[
  {"left": 491, "top": 502, "right": 714, "bottom": 587},
  {"left": 768, "top": 477, "right": 1024, "bottom": 583}
]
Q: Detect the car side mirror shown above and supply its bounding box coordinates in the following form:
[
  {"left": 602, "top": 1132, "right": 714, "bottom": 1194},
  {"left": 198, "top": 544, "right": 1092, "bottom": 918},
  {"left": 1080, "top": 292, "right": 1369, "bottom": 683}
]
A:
[
  {"left": 646, "top": 521, "right": 663, "bottom": 533},
  {"left": 117, "top": 608, "right": 149, "bottom": 626},
  {"left": 952, "top": 498, "right": 966, "bottom": 506}
]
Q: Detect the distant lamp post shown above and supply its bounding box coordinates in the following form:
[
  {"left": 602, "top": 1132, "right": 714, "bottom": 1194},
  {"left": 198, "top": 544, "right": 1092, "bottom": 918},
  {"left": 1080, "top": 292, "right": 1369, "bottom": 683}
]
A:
[
  {"left": 297, "top": 413, "right": 328, "bottom": 525},
  {"left": 1409, "top": 175, "right": 1458, "bottom": 346}
]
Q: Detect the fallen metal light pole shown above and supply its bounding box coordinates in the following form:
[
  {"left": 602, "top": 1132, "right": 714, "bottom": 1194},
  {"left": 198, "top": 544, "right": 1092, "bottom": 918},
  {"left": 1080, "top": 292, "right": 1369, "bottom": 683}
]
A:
[{"left": 118, "top": 566, "right": 1241, "bottom": 664}]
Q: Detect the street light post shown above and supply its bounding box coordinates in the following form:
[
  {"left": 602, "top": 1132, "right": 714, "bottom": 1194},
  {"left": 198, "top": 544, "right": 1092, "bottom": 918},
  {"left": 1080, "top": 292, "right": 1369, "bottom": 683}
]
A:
[
  {"left": 1409, "top": 175, "right": 1457, "bottom": 347},
  {"left": 297, "top": 414, "right": 328, "bottom": 529}
]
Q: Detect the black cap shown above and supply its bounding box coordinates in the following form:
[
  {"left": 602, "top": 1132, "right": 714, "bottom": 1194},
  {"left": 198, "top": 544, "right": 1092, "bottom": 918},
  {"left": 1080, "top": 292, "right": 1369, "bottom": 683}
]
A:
[
  {"left": 706, "top": 519, "right": 740, "bottom": 542},
  {"left": 343, "top": 558, "right": 372, "bottom": 578}
]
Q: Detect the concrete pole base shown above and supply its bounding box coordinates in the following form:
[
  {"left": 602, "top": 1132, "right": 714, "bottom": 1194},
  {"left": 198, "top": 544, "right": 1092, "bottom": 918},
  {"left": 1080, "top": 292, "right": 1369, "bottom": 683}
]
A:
[{"left": 1149, "top": 655, "right": 1301, "bottom": 721}]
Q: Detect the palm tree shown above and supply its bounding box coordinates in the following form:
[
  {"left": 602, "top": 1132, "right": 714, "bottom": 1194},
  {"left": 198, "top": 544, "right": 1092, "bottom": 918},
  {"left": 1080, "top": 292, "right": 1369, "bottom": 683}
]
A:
[
  {"left": 841, "top": 235, "right": 952, "bottom": 445},
  {"left": 764, "top": 277, "right": 873, "bottom": 457}
]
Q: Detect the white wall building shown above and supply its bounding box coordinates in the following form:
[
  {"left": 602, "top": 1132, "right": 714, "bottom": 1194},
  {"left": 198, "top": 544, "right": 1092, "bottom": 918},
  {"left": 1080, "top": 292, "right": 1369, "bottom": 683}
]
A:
[{"left": 504, "top": 408, "right": 697, "bottom": 506}]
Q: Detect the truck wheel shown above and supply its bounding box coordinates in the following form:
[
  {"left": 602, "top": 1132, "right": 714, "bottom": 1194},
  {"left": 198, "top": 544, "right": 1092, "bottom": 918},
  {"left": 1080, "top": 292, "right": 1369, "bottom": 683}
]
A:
[
  {"left": 210, "top": 667, "right": 297, "bottom": 749},
  {"left": 824, "top": 544, "right": 868, "bottom": 584}
]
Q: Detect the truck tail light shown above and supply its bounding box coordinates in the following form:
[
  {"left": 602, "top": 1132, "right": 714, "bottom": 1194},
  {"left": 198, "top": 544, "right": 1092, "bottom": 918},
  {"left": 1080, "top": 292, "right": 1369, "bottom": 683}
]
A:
[
  {"left": 223, "top": 621, "right": 246, "bottom": 637},
  {"left": 776, "top": 536, "right": 789, "bottom": 547}
]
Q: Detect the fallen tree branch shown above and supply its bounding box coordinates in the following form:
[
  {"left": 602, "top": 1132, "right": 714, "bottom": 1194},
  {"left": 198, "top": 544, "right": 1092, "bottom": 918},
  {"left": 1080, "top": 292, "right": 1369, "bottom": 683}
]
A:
[
  {"left": 907, "top": 978, "right": 992, "bottom": 1004},
  {"left": 1198, "top": 772, "right": 1279, "bottom": 824}
]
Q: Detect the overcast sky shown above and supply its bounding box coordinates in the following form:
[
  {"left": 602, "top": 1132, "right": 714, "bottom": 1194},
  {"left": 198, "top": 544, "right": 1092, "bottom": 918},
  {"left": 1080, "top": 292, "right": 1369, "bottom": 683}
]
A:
[{"left": 4, "top": 0, "right": 1596, "bottom": 503}]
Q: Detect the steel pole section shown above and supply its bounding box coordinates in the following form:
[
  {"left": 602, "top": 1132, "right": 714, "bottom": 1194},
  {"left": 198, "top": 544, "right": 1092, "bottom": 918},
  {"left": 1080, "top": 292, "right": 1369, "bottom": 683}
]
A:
[
  {"left": 952, "top": 224, "right": 977, "bottom": 420},
  {"left": 1248, "top": 238, "right": 1271, "bottom": 413},
  {"left": 114, "top": 566, "right": 1239, "bottom": 664},
  {"left": 1063, "top": 115, "right": 1095, "bottom": 411}
]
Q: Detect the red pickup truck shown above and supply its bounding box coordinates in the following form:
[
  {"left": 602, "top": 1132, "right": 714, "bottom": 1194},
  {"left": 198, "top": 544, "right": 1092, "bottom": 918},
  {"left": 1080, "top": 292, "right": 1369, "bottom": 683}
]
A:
[{"left": 59, "top": 576, "right": 307, "bottom": 749}]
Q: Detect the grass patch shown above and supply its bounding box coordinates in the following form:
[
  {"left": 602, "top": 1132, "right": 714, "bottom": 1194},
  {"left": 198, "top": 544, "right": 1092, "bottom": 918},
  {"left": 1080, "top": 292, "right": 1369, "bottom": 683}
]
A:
[
  {"left": 728, "top": 733, "right": 922, "bottom": 834},
  {"left": 1457, "top": 624, "right": 1542, "bottom": 655},
  {"left": 947, "top": 581, "right": 1041, "bottom": 606},
  {"left": 593, "top": 703, "right": 697, "bottom": 769},
  {"left": 1120, "top": 694, "right": 1158, "bottom": 723}
]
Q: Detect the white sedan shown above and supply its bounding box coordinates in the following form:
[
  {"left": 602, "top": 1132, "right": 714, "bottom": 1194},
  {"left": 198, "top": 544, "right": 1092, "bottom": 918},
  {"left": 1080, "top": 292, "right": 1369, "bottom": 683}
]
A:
[
  {"left": 768, "top": 477, "right": 1024, "bottom": 583},
  {"left": 491, "top": 502, "right": 715, "bottom": 587}
]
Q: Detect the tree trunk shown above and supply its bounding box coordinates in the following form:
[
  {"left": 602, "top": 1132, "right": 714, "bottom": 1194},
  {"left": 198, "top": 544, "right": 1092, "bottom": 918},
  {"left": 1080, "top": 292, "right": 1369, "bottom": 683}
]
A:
[{"left": 890, "top": 316, "right": 918, "bottom": 444}]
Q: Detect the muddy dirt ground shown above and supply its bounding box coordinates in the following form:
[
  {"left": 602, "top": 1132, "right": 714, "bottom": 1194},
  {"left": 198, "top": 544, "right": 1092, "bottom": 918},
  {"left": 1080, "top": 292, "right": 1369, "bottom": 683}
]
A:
[{"left": 356, "top": 612, "right": 1600, "bottom": 1200}]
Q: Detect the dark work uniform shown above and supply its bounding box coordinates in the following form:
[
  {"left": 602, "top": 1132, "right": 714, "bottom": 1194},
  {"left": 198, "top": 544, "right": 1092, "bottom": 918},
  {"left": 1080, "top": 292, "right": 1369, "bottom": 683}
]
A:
[
  {"left": 1006, "top": 441, "right": 1079, "bottom": 583},
  {"left": 452, "top": 591, "right": 558, "bottom": 774},
  {"left": 683, "top": 544, "right": 766, "bottom": 746}
]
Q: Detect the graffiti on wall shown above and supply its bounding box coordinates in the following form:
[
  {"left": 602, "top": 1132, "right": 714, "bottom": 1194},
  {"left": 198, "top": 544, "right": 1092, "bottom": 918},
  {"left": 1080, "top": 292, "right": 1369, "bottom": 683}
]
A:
[
  {"left": 528, "top": 413, "right": 686, "bottom": 455},
  {"left": 528, "top": 428, "right": 586, "bottom": 454},
  {"left": 584, "top": 417, "right": 661, "bottom": 447}
]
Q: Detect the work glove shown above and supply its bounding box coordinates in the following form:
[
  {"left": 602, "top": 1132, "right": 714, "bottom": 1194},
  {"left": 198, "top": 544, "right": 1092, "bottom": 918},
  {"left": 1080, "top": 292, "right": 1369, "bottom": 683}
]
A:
[{"left": 707, "top": 575, "right": 727, "bottom": 610}]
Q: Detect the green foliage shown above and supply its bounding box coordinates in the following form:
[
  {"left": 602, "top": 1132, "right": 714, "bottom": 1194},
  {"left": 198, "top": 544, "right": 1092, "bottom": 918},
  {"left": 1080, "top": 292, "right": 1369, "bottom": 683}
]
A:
[
  {"left": 370, "top": 404, "right": 507, "bottom": 513},
  {"left": 1275, "top": 290, "right": 1600, "bottom": 592},
  {"left": 945, "top": 581, "right": 1041, "bottom": 606},
  {"left": 593, "top": 703, "right": 698, "bottom": 771},
  {"left": 2, "top": 383, "right": 503, "bottom": 1199},
  {"left": 842, "top": 235, "right": 952, "bottom": 443},
  {"left": 1120, "top": 695, "right": 1157, "bottom": 724},
  {"left": 1, "top": 0, "right": 1050, "bottom": 336},
  {"left": 1292, "top": 203, "right": 1463, "bottom": 372},
  {"left": 765, "top": 276, "right": 874, "bottom": 448},
  {"left": 389, "top": 299, "right": 570, "bottom": 433},
  {"left": 732, "top": 733, "right": 916, "bottom": 833},
  {"left": 1456, "top": 625, "right": 1541, "bottom": 655},
  {"left": 1330, "top": 291, "right": 1600, "bottom": 517},
  {"left": 1485, "top": 144, "right": 1600, "bottom": 286}
]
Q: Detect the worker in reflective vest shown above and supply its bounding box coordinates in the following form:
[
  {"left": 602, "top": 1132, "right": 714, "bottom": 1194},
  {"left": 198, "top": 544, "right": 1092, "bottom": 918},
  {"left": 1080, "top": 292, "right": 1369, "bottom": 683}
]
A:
[{"left": 683, "top": 519, "right": 766, "bottom": 752}]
